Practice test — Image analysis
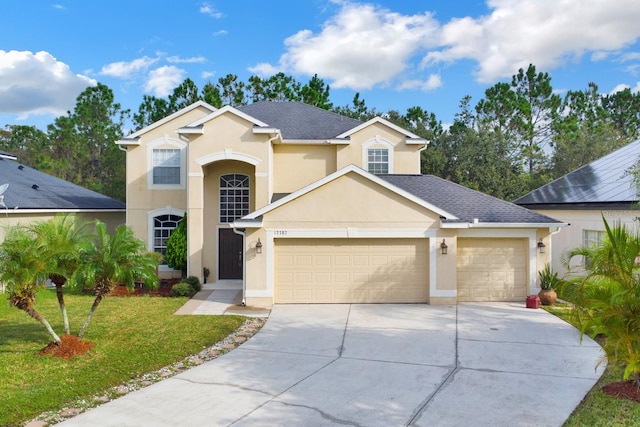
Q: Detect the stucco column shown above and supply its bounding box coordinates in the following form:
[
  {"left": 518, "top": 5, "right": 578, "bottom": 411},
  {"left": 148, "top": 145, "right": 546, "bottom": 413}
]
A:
[{"left": 188, "top": 172, "right": 204, "bottom": 280}]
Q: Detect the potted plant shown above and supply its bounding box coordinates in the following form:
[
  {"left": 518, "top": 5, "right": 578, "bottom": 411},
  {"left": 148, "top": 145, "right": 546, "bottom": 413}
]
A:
[
  {"left": 203, "top": 267, "right": 210, "bottom": 284},
  {"left": 538, "top": 263, "right": 559, "bottom": 305}
]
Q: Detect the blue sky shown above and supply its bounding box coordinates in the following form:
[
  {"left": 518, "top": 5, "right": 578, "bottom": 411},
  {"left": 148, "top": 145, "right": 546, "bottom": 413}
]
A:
[{"left": 2, "top": 0, "right": 640, "bottom": 131}]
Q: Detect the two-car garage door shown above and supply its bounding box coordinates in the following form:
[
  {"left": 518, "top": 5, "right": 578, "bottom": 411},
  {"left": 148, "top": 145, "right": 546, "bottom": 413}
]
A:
[{"left": 274, "top": 238, "right": 428, "bottom": 303}]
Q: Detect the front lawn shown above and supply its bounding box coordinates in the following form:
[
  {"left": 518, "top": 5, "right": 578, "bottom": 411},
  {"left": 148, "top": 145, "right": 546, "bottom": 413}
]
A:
[
  {"left": 543, "top": 305, "right": 640, "bottom": 426},
  {"left": 0, "top": 289, "right": 245, "bottom": 426}
]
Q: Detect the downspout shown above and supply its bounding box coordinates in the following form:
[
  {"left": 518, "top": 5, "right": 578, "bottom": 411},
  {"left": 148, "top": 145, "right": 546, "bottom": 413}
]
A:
[{"left": 232, "top": 227, "right": 247, "bottom": 306}]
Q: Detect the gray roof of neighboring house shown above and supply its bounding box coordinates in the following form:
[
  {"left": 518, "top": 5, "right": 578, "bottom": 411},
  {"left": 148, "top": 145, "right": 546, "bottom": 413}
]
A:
[
  {"left": 379, "top": 174, "right": 563, "bottom": 224},
  {"left": 514, "top": 139, "right": 640, "bottom": 209},
  {"left": 238, "top": 101, "right": 363, "bottom": 140},
  {"left": 0, "top": 158, "right": 125, "bottom": 210}
]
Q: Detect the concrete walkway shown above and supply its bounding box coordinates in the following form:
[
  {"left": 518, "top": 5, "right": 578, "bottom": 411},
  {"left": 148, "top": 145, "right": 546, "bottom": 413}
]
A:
[
  {"left": 57, "top": 302, "right": 604, "bottom": 427},
  {"left": 174, "top": 280, "right": 271, "bottom": 317}
]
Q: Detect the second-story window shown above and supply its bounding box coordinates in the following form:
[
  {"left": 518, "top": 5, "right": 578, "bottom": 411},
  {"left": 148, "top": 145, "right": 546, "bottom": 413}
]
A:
[
  {"left": 367, "top": 148, "right": 389, "bottom": 174},
  {"left": 152, "top": 149, "right": 181, "bottom": 185},
  {"left": 220, "top": 174, "right": 250, "bottom": 223}
]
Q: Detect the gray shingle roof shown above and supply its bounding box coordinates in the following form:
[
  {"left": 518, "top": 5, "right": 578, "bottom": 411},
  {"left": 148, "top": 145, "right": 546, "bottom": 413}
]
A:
[
  {"left": 514, "top": 139, "right": 640, "bottom": 208},
  {"left": 379, "top": 174, "right": 563, "bottom": 224},
  {"left": 237, "top": 101, "right": 362, "bottom": 140},
  {"left": 0, "top": 158, "right": 125, "bottom": 210}
]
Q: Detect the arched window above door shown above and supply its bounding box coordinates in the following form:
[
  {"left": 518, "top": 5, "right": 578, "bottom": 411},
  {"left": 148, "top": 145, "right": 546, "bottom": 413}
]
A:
[{"left": 220, "top": 174, "right": 250, "bottom": 223}]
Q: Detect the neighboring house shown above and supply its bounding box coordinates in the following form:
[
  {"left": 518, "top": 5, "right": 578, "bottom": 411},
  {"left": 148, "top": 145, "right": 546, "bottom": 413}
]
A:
[
  {"left": 0, "top": 150, "right": 126, "bottom": 242},
  {"left": 515, "top": 139, "right": 640, "bottom": 277},
  {"left": 118, "top": 101, "right": 564, "bottom": 307}
]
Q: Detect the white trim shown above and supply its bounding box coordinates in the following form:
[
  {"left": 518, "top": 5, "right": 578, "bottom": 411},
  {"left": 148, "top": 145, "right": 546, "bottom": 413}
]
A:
[
  {"left": 188, "top": 172, "right": 205, "bottom": 178},
  {"left": 243, "top": 164, "right": 456, "bottom": 220},
  {"left": 441, "top": 221, "right": 568, "bottom": 229},
  {"left": 336, "top": 116, "right": 426, "bottom": 142},
  {"left": 252, "top": 127, "right": 280, "bottom": 134},
  {"left": 127, "top": 100, "right": 217, "bottom": 139},
  {"left": 326, "top": 139, "right": 350, "bottom": 145},
  {"left": 196, "top": 149, "right": 261, "bottom": 167},
  {"left": 116, "top": 138, "right": 140, "bottom": 147},
  {"left": 147, "top": 136, "right": 187, "bottom": 190},
  {"left": 176, "top": 126, "right": 203, "bottom": 135},
  {"left": 362, "top": 136, "right": 394, "bottom": 174},
  {"left": 263, "top": 228, "right": 437, "bottom": 238},
  {"left": 186, "top": 105, "right": 269, "bottom": 128},
  {"left": 255, "top": 172, "right": 270, "bottom": 178}
]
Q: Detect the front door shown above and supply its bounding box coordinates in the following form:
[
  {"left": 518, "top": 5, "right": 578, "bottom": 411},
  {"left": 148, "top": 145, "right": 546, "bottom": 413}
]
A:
[{"left": 219, "top": 228, "right": 243, "bottom": 279}]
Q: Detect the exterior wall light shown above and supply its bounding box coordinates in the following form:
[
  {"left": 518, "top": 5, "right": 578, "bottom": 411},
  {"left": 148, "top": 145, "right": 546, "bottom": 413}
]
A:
[
  {"left": 440, "top": 239, "right": 448, "bottom": 255},
  {"left": 256, "top": 238, "right": 263, "bottom": 254},
  {"left": 537, "top": 238, "right": 546, "bottom": 254}
]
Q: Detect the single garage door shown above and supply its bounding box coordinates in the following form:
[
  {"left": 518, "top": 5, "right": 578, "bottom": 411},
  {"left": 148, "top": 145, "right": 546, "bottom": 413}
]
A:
[
  {"left": 275, "top": 238, "right": 428, "bottom": 303},
  {"left": 457, "top": 238, "right": 527, "bottom": 302}
]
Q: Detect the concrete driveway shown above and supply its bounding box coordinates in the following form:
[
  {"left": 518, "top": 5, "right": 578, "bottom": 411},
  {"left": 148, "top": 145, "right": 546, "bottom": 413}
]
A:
[{"left": 58, "top": 302, "right": 604, "bottom": 427}]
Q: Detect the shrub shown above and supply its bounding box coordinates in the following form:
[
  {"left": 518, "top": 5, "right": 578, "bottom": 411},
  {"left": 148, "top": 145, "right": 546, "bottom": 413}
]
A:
[
  {"left": 171, "top": 282, "right": 194, "bottom": 297},
  {"left": 181, "top": 276, "right": 202, "bottom": 293}
]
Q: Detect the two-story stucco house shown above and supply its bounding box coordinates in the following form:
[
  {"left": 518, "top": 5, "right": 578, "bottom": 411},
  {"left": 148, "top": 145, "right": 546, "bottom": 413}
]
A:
[{"left": 117, "top": 101, "right": 565, "bottom": 308}]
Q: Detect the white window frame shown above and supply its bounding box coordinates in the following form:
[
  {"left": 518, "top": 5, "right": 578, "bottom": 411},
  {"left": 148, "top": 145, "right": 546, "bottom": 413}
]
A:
[
  {"left": 148, "top": 207, "right": 186, "bottom": 271},
  {"left": 362, "top": 136, "right": 394, "bottom": 174},
  {"left": 582, "top": 229, "right": 606, "bottom": 268},
  {"left": 147, "top": 136, "right": 186, "bottom": 189}
]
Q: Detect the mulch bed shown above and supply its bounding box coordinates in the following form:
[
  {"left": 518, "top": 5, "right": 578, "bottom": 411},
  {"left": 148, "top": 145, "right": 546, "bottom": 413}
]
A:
[
  {"left": 602, "top": 381, "right": 640, "bottom": 403},
  {"left": 109, "top": 279, "right": 182, "bottom": 297},
  {"left": 40, "top": 335, "right": 94, "bottom": 359}
]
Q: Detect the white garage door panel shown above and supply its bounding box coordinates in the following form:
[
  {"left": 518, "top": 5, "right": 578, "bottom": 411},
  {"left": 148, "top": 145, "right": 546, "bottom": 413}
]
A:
[
  {"left": 275, "top": 239, "right": 428, "bottom": 303},
  {"left": 457, "top": 238, "right": 527, "bottom": 302}
]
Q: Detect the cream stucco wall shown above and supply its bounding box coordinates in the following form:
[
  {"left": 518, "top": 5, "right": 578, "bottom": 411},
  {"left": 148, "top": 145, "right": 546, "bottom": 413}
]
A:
[
  {"left": 272, "top": 144, "right": 337, "bottom": 193},
  {"left": 263, "top": 172, "right": 440, "bottom": 228},
  {"left": 0, "top": 211, "right": 125, "bottom": 241},
  {"left": 534, "top": 208, "right": 637, "bottom": 277}
]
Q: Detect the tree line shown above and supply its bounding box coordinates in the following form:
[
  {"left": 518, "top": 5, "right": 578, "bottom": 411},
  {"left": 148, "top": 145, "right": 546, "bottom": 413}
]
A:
[{"left": 2, "top": 65, "right": 640, "bottom": 202}]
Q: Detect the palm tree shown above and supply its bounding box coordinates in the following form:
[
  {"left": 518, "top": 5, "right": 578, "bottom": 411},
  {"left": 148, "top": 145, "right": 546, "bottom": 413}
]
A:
[
  {"left": 74, "top": 221, "right": 160, "bottom": 338},
  {"left": 29, "top": 214, "right": 90, "bottom": 335},
  {"left": 0, "top": 226, "right": 61, "bottom": 344},
  {"left": 564, "top": 217, "right": 640, "bottom": 386}
]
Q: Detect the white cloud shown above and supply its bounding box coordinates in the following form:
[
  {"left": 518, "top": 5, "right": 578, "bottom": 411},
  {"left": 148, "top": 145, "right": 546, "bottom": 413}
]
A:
[
  {"left": 397, "top": 74, "right": 442, "bottom": 91},
  {"left": 254, "top": 3, "right": 439, "bottom": 90},
  {"left": 422, "top": 0, "right": 640, "bottom": 83},
  {"left": 610, "top": 83, "right": 630, "bottom": 94},
  {"left": 201, "top": 71, "right": 215, "bottom": 79},
  {"left": 100, "top": 56, "right": 159, "bottom": 79},
  {"left": 0, "top": 50, "right": 96, "bottom": 118},
  {"left": 213, "top": 30, "right": 228, "bottom": 36},
  {"left": 144, "top": 66, "right": 186, "bottom": 97},
  {"left": 166, "top": 56, "right": 207, "bottom": 64},
  {"left": 247, "top": 62, "right": 282, "bottom": 77},
  {"left": 200, "top": 3, "right": 222, "bottom": 18}
]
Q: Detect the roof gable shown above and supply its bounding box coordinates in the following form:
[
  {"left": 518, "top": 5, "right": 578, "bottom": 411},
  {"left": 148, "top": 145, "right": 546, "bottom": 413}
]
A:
[
  {"left": 185, "top": 105, "right": 270, "bottom": 129},
  {"left": 125, "top": 100, "right": 217, "bottom": 139},
  {"left": 243, "top": 165, "right": 455, "bottom": 220},
  {"left": 515, "top": 138, "right": 640, "bottom": 206},
  {"left": 336, "top": 117, "right": 426, "bottom": 144}
]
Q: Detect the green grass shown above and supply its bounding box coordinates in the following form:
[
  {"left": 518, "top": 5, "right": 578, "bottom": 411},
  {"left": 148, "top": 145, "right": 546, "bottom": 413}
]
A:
[
  {"left": 543, "top": 304, "right": 640, "bottom": 426},
  {"left": 0, "top": 289, "right": 245, "bottom": 427}
]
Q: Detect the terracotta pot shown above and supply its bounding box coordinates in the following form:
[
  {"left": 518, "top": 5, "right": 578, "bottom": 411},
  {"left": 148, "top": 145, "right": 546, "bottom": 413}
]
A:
[{"left": 538, "top": 289, "right": 557, "bottom": 306}]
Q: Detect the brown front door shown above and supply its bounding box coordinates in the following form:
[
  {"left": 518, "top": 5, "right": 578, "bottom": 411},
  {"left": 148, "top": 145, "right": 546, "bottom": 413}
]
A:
[{"left": 219, "top": 228, "right": 243, "bottom": 279}]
